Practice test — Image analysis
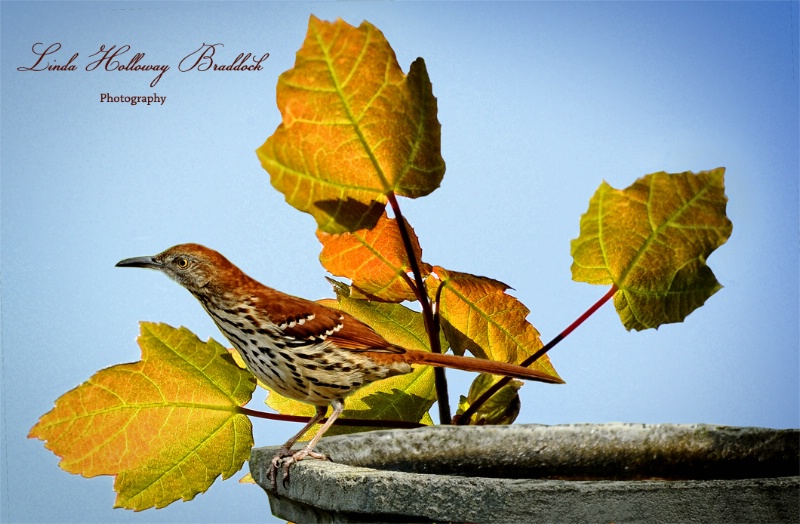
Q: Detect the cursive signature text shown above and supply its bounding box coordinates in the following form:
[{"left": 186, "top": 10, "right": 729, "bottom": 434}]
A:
[
  {"left": 179, "top": 43, "right": 269, "bottom": 72},
  {"left": 16, "top": 42, "right": 270, "bottom": 89}
]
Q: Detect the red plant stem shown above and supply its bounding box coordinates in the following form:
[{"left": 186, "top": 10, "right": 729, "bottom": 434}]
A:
[
  {"left": 386, "top": 192, "right": 452, "bottom": 424},
  {"left": 455, "top": 284, "right": 618, "bottom": 425},
  {"left": 237, "top": 406, "right": 425, "bottom": 429}
]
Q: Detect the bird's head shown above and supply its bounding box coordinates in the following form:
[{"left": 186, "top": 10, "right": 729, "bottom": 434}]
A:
[{"left": 116, "top": 243, "right": 240, "bottom": 294}]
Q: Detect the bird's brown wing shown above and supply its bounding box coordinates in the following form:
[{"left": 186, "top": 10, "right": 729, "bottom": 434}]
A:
[
  {"left": 264, "top": 291, "right": 404, "bottom": 354},
  {"left": 326, "top": 310, "right": 406, "bottom": 354}
]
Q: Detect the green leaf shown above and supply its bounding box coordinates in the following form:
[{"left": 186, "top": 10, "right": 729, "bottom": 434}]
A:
[
  {"left": 571, "top": 168, "right": 733, "bottom": 331},
  {"left": 29, "top": 323, "right": 256, "bottom": 510},
  {"left": 257, "top": 16, "right": 445, "bottom": 233},
  {"left": 456, "top": 373, "right": 522, "bottom": 425}
]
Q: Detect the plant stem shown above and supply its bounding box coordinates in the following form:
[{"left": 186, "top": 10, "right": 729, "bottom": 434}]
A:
[
  {"left": 455, "top": 284, "right": 618, "bottom": 425},
  {"left": 237, "top": 406, "right": 425, "bottom": 429},
  {"left": 386, "top": 192, "right": 452, "bottom": 424}
]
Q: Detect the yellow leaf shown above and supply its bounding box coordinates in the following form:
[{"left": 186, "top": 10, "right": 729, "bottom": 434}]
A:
[
  {"left": 456, "top": 373, "right": 522, "bottom": 425},
  {"left": 317, "top": 212, "right": 430, "bottom": 302},
  {"left": 571, "top": 168, "right": 733, "bottom": 330},
  {"left": 239, "top": 473, "right": 255, "bottom": 484},
  {"left": 428, "top": 267, "right": 560, "bottom": 380},
  {"left": 257, "top": 16, "right": 445, "bottom": 233},
  {"left": 29, "top": 323, "right": 256, "bottom": 510}
]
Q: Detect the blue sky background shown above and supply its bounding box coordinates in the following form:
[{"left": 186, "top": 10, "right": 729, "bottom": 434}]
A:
[{"left": 2, "top": 1, "right": 798, "bottom": 522}]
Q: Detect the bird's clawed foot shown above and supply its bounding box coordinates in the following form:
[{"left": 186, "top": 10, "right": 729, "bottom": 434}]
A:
[{"left": 268, "top": 447, "right": 328, "bottom": 489}]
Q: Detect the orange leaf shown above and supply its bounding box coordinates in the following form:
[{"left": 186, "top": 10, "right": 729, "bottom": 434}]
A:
[
  {"left": 29, "top": 323, "right": 256, "bottom": 510},
  {"left": 317, "top": 212, "right": 430, "bottom": 302},
  {"left": 257, "top": 16, "right": 445, "bottom": 233},
  {"left": 428, "top": 267, "right": 560, "bottom": 381}
]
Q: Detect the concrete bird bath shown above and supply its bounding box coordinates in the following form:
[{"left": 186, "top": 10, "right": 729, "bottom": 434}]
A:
[{"left": 250, "top": 423, "right": 799, "bottom": 523}]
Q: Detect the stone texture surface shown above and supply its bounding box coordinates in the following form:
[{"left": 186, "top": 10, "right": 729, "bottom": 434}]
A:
[{"left": 250, "top": 423, "right": 799, "bottom": 523}]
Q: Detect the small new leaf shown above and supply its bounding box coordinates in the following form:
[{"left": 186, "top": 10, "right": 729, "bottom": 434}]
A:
[
  {"left": 257, "top": 16, "right": 445, "bottom": 233},
  {"left": 457, "top": 373, "right": 522, "bottom": 425},
  {"left": 428, "top": 267, "right": 560, "bottom": 381},
  {"left": 264, "top": 296, "right": 437, "bottom": 437},
  {"left": 317, "top": 212, "right": 430, "bottom": 302},
  {"left": 571, "top": 168, "right": 733, "bottom": 331},
  {"left": 29, "top": 323, "right": 256, "bottom": 511}
]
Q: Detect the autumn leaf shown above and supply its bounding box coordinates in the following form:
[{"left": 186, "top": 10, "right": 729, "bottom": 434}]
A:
[
  {"left": 571, "top": 168, "right": 733, "bottom": 331},
  {"left": 317, "top": 212, "right": 430, "bottom": 302},
  {"left": 457, "top": 373, "right": 523, "bottom": 425},
  {"left": 263, "top": 295, "right": 437, "bottom": 437},
  {"left": 29, "top": 323, "right": 256, "bottom": 511},
  {"left": 239, "top": 473, "right": 256, "bottom": 484},
  {"left": 428, "top": 267, "right": 560, "bottom": 381},
  {"left": 257, "top": 15, "right": 445, "bottom": 233}
]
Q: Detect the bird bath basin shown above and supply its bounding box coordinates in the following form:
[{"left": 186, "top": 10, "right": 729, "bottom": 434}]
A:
[{"left": 251, "top": 423, "right": 799, "bottom": 523}]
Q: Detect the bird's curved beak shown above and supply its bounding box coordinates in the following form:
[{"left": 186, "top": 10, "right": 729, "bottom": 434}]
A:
[{"left": 115, "top": 256, "right": 162, "bottom": 269}]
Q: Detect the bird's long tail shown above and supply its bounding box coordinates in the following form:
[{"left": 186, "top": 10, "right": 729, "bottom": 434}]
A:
[{"left": 403, "top": 349, "right": 564, "bottom": 384}]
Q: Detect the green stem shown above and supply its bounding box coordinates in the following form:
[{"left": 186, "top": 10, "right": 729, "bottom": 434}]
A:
[
  {"left": 386, "top": 192, "right": 452, "bottom": 424},
  {"left": 456, "top": 285, "right": 618, "bottom": 425}
]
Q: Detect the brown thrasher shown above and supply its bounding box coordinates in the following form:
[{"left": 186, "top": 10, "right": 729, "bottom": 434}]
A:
[{"left": 117, "top": 243, "right": 563, "bottom": 487}]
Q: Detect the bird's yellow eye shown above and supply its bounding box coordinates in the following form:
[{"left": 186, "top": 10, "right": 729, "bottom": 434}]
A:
[{"left": 175, "top": 257, "right": 189, "bottom": 269}]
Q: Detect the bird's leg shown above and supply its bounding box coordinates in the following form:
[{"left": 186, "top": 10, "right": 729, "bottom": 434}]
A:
[
  {"left": 278, "top": 399, "right": 345, "bottom": 488},
  {"left": 268, "top": 405, "right": 327, "bottom": 489}
]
